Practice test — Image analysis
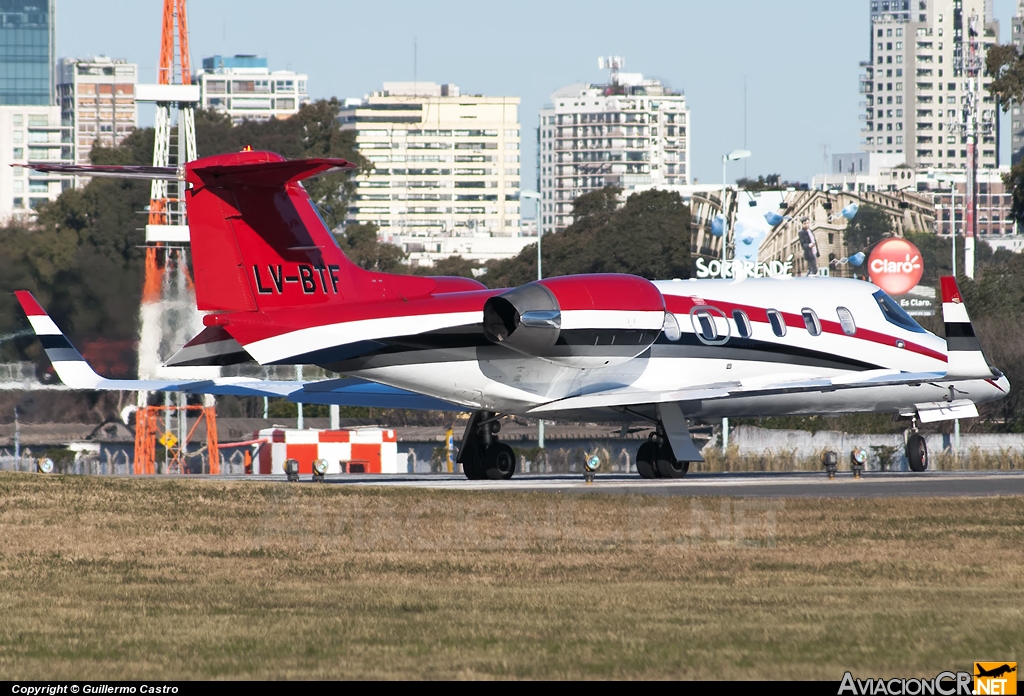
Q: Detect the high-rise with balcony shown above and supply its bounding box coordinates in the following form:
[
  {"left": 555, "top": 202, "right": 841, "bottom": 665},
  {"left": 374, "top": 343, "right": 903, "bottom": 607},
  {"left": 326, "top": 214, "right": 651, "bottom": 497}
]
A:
[
  {"left": 0, "top": 0, "right": 54, "bottom": 106},
  {"left": 861, "top": 0, "right": 999, "bottom": 170},
  {"left": 1011, "top": 1, "right": 1024, "bottom": 163},
  {"left": 340, "top": 82, "right": 524, "bottom": 268},
  {"left": 57, "top": 56, "right": 137, "bottom": 165},
  {"left": 196, "top": 54, "right": 308, "bottom": 124},
  {"left": 537, "top": 58, "right": 690, "bottom": 234}
]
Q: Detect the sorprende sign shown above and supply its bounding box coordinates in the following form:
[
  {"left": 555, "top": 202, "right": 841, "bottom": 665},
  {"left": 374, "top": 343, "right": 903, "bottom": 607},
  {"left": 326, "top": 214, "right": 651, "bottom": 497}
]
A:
[{"left": 868, "top": 237, "right": 924, "bottom": 296}]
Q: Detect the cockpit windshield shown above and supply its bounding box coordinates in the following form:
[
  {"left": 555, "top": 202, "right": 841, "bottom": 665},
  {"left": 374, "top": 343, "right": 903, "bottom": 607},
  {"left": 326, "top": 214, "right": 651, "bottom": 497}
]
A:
[{"left": 872, "top": 290, "right": 926, "bottom": 333}]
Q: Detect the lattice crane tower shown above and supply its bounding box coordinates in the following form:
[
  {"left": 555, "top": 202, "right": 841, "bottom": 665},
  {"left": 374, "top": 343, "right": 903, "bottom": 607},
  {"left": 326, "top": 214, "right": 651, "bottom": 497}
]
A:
[{"left": 135, "top": 0, "right": 213, "bottom": 384}]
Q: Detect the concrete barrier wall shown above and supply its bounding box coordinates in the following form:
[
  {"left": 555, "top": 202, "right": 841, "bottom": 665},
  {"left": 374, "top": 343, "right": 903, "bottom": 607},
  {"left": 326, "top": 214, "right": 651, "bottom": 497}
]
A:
[{"left": 727, "top": 426, "right": 1024, "bottom": 470}]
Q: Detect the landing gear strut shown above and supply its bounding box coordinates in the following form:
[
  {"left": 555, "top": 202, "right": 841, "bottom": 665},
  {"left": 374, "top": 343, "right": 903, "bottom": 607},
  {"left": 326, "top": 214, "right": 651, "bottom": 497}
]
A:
[{"left": 458, "top": 411, "right": 516, "bottom": 480}]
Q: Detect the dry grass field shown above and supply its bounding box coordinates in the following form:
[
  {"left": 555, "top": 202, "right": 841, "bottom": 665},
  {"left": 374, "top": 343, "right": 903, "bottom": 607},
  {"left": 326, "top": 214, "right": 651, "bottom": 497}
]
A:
[{"left": 0, "top": 472, "right": 1021, "bottom": 680}]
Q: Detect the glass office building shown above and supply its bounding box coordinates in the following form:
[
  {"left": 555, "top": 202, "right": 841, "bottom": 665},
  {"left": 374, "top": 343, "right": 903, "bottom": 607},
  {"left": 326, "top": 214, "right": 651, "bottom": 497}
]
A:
[{"left": 0, "top": 0, "right": 54, "bottom": 105}]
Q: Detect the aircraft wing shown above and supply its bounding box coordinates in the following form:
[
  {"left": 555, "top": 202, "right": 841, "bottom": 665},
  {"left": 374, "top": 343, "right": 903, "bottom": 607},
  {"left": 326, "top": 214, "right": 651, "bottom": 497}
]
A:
[
  {"left": 15, "top": 290, "right": 465, "bottom": 411},
  {"left": 527, "top": 369, "right": 949, "bottom": 415}
]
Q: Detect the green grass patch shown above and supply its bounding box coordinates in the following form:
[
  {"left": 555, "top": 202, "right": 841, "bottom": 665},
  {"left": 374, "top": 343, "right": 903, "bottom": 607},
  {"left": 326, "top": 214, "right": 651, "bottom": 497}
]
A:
[{"left": 0, "top": 472, "right": 1021, "bottom": 679}]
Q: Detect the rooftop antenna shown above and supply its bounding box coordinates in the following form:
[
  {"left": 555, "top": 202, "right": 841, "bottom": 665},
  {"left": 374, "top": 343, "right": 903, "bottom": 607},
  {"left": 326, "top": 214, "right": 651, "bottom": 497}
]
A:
[
  {"left": 743, "top": 75, "right": 748, "bottom": 178},
  {"left": 598, "top": 55, "right": 623, "bottom": 84}
]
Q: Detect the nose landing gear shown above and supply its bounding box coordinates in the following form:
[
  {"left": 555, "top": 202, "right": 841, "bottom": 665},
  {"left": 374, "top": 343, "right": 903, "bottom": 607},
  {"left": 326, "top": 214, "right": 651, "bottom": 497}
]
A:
[{"left": 906, "top": 430, "right": 929, "bottom": 472}]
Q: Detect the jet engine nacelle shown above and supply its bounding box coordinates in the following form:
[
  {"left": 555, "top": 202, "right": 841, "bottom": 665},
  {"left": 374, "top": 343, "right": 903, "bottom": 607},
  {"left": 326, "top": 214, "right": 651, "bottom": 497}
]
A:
[{"left": 482, "top": 274, "right": 666, "bottom": 367}]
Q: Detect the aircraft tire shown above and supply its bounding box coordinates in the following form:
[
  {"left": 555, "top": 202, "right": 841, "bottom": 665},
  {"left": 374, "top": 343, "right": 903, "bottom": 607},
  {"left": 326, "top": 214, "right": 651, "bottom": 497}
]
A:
[
  {"left": 482, "top": 442, "right": 516, "bottom": 480},
  {"left": 636, "top": 442, "right": 658, "bottom": 479},
  {"left": 907, "top": 433, "right": 928, "bottom": 472},
  {"left": 461, "top": 442, "right": 486, "bottom": 480},
  {"left": 655, "top": 443, "right": 689, "bottom": 479}
]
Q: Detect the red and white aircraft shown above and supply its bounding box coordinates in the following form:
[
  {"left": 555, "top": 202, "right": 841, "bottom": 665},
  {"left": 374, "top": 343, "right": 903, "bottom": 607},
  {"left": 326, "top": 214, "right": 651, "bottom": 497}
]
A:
[{"left": 19, "top": 151, "right": 1009, "bottom": 479}]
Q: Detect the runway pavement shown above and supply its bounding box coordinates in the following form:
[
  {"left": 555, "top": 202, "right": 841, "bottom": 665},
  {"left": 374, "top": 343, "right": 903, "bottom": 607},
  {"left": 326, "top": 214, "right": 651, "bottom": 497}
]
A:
[{"left": 222, "top": 469, "right": 1024, "bottom": 498}]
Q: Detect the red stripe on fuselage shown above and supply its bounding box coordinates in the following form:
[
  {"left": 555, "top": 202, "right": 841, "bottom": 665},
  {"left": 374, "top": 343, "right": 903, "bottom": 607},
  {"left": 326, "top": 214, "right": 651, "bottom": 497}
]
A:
[
  {"left": 215, "top": 289, "right": 503, "bottom": 344},
  {"left": 538, "top": 274, "right": 665, "bottom": 312},
  {"left": 663, "top": 295, "right": 946, "bottom": 363}
]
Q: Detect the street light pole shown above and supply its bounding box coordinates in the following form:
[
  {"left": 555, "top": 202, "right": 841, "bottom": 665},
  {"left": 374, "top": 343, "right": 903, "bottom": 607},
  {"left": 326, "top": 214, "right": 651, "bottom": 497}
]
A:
[
  {"left": 718, "top": 150, "right": 750, "bottom": 454},
  {"left": 520, "top": 190, "right": 544, "bottom": 449}
]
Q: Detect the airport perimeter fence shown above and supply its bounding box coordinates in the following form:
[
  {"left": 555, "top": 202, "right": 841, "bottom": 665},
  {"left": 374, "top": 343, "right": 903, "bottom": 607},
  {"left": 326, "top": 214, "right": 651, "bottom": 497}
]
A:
[
  {"left": 2, "top": 436, "right": 1021, "bottom": 476},
  {"left": 0, "top": 447, "right": 250, "bottom": 475}
]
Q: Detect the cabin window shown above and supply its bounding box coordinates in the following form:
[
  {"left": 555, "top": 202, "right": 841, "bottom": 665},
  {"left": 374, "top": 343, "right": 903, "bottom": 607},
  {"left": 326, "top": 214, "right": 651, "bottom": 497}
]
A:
[
  {"left": 767, "top": 309, "right": 786, "bottom": 337},
  {"left": 662, "top": 312, "right": 681, "bottom": 342},
  {"left": 836, "top": 307, "right": 857, "bottom": 335},
  {"left": 802, "top": 308, "right": 822, "bottom": 336},
  {"left": 696, "top": 312, "right": 717, "bottom": 341},
  {"left": 872, "top": 290, "right": 926, "bottom": 333},
  {"left": 690, "top": 307, "right": 730, "bottom": 345},
  {"left": 732, "top": 309, "right": 752, "bottom": 338}
]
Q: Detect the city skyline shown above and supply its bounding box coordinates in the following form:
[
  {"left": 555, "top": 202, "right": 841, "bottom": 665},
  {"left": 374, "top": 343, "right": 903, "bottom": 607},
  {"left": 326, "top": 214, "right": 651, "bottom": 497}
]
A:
[{"left": 55, "top": 0, "right": 1019, "bottom": 193}]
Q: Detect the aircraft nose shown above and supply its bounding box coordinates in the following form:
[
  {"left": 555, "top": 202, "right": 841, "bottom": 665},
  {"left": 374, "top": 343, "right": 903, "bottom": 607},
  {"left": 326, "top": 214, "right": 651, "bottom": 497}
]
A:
[{"left": 998, "top": 373, "right": 1011, "bottom": 395}]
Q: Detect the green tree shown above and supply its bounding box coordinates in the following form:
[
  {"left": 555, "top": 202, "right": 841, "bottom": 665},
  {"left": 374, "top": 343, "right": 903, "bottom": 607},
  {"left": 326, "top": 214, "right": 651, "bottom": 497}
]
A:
[
  {"left": 335, "top": 222, "right": 407, "bottom": 272},
  {"left": 412, "top": 255, "right": 482, "bottom": 279},
  {"left": 985, "top": 44, "right": 1024, "bottom": 225},
  {"left": 482, "top": 187, "right": 690, "bottom": 288}
]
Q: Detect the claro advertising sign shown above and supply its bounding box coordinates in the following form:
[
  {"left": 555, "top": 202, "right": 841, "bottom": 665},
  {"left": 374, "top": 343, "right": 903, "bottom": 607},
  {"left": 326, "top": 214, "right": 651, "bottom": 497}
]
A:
[{"left": 867, "top": 237, "right": 935, "bottom": 316}]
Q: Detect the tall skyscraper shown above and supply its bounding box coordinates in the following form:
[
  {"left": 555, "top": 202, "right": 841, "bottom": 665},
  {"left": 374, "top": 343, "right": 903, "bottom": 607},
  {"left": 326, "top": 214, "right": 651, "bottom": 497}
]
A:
[
  {"left": 340, "top": 82, "right": 524, "bottom": 268},
  {"left": 537, "top": 58, "right": 690, "bottom": 234},
  {"left": 861, "top": 0, "right": 999, "bottom": 170},
  {"left": 0, "top": 0, "right": 55, "bottom": 106}
]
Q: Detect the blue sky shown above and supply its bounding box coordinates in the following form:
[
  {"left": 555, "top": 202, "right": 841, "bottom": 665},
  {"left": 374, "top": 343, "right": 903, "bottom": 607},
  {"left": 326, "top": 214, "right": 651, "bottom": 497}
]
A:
[{"left": 57, "top": 1, "right": 1018, "bottom": 191}]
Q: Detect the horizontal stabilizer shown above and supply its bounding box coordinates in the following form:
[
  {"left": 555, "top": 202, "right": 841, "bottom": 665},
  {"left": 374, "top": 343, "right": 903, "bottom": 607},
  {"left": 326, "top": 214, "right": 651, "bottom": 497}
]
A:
[
  {"left": 190, "top": 154, "right": 357, "bottom": 188},
  {"left": 13, "top": 162, "right": 178, "bottom": 180}
]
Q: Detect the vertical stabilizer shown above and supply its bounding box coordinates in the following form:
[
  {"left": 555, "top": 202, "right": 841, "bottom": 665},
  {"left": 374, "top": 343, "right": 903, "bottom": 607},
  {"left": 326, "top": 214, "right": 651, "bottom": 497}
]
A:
[{"left": 940, "top": 276, "right": 993, "bottom": 378}]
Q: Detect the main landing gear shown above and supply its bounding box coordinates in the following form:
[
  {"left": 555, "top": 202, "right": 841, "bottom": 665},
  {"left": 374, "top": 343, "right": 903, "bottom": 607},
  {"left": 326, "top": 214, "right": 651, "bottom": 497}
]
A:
[
  {"left": 636, "top": 434, "right": 690, "bottom": 479},
  {"left": 635, "top": 403, "right": 703, "bottom": 479},
  {"left": 458, "top": 410, "right": 516, "bottom": 480}
]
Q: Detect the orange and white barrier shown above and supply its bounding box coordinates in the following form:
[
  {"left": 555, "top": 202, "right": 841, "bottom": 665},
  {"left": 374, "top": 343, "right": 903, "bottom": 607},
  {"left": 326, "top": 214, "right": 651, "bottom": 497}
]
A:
[{"left": 253, "top": 428, "right": 399, "bottom": 474}]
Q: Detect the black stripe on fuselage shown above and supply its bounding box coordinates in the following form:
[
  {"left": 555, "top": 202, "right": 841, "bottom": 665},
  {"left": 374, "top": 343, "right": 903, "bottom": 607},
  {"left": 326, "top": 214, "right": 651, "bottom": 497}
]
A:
[
  {"left": 277, "top": 324, "right": 882, "bottom": 373},
  {"left": 652, "top": 333, "right": 881, "bottom": 371}
]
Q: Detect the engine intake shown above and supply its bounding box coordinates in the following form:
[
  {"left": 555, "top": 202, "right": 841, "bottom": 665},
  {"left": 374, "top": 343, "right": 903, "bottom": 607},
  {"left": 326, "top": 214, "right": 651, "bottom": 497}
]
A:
[{"left": 482, "top": 282, "right": 561, "bottom": 356}]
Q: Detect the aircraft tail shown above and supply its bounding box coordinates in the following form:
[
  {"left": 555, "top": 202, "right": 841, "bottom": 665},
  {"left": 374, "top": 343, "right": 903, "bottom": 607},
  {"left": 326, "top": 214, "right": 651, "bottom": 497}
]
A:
[
  {"left": 183, "top": 150, "right": 439, "bottom": 313},
  {"left": 940, "top": 276, "right": 996, "bottom": 379}
]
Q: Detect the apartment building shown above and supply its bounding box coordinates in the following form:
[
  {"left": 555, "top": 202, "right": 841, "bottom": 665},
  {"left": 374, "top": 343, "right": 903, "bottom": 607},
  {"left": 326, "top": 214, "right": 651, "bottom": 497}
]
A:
[
  {"left": 538, "top": 58, "right": 690, "bottom": 234},
  {"left": 0, "top": 105, "right": 72, "bottom": 221},
  {"left": 196, "top": 54, "right": 308, "bottom": 124},
  {"left": 814, "top": 153, "right": 1015, "bottom": 246},
  {"left": 57, "top": 56, "right": 137, "bottom": 165},
  {"left": 862, "top": 0, "right": 999, "bottom": 170},
  {"left": 1011, "top": 1, "right": 1024, "bottom": 163},
  {"left": 340, "top": 82, "right": 525, "bottom": 268}
]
